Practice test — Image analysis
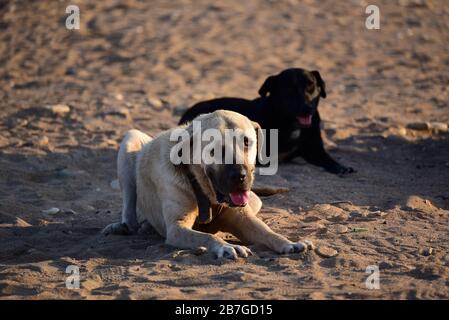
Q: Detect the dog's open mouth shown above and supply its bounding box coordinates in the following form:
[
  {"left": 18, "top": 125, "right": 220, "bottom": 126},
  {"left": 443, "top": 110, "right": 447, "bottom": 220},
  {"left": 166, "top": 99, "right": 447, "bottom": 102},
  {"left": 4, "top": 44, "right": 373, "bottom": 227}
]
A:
[
  {"left": 229, "top": 191, "right": 250, "bottom": 207},
  {"left": 217, "top": 190, "right": 250, "bottom": 207},
  {"left": 297, "top": 115, "right": 312, "bottom": 126}
]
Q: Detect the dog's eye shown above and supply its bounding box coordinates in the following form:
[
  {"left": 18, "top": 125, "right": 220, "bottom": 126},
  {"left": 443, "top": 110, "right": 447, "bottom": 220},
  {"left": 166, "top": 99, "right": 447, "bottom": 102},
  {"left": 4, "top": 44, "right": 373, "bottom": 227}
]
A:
[
  {"left": 210, "top": 149, "right": 214, "bottom": 157},
  {"left": 243, "top": 137, "right": 249, "bottom": 147}
]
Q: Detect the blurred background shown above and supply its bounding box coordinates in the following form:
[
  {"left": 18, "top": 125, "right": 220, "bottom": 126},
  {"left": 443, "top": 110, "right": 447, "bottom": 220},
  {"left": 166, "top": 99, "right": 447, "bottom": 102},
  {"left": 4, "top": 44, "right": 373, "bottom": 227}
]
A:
[{"left": 1, "top": 0, "right": 448, "bottom": 139}]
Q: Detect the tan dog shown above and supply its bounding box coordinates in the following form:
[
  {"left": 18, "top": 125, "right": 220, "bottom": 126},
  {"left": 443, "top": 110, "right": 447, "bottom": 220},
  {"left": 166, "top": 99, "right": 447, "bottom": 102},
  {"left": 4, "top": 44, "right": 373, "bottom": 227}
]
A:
[{"left": 103, "top": 110, "right": 313, "bottom": 259}]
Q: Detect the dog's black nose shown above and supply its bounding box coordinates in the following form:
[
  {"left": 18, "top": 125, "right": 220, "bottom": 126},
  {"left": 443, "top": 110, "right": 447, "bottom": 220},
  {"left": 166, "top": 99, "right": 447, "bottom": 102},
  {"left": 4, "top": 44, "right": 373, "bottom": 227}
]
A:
[
  {"left": 304, "top": 104, "right": 314, "bottom": 112},
  {"left": 230, "top": 167, "right": 247, "bottom": 182}
]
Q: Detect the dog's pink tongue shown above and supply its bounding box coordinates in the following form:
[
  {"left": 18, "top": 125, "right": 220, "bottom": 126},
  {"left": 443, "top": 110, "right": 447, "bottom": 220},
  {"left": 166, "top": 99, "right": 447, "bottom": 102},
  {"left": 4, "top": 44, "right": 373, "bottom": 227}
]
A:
[
  {"left": 297, "top": 115, "right": 312, "bottom": 126},
  {"left": 229, "top": 191, "right": 250, "bottom": 206}
]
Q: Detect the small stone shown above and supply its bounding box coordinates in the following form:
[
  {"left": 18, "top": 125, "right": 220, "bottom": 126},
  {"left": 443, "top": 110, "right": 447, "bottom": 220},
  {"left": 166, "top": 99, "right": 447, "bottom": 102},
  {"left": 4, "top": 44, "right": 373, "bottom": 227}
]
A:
[
  {"left": 407, "top": 122, "right": 430, "bottom": 131},
  {"left": 309, "top": 291, "right": 326, "bottom": 300},
  {"left": 420, "top": 247, "right": 434, "bottom": 256},
  {"left": 334, "top": 225, "right": 348, "bottom": 234},
  {"left": 430, "top": 122, "right": 448, "bottom": 132},
  {"left": 110, "top": 179, "right": 120, "bottom": 190},
  {"left": 42, "top": 208, "right": 60, "bottom": 215},
  {"left": 397, "top": 127, "right": 407, "bottom": 136},
  {"left": 147, "top": 96, "right": 163, "bottom": 108},
  {"left": 316, "top": 246, "right": 338, "bottom": 258},
  {"left": 33, "top": 135, "right": 49, "bottom": 147},
  {"left": 115, "top": 93, "right": 124, "bottom": 101},
  {"left": 47, "top": 104, "right": 70, "bottom": 115}
]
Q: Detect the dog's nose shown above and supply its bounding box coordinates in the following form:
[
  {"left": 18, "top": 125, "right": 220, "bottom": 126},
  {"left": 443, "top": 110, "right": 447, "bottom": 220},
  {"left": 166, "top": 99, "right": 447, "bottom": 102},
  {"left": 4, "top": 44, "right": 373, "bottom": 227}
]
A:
[
  {"left": 304, "top": 104, "right": 314, "bottom": 112},
  {"left": 231, "top": 167, "right": 247, "bottom": 182}
]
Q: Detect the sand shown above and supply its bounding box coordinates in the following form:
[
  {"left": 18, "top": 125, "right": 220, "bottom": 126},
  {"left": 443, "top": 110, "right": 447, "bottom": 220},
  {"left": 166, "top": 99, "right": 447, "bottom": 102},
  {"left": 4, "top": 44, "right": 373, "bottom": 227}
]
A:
[{"left": 1, "top": 0, "right": 449, "bottom": 299}]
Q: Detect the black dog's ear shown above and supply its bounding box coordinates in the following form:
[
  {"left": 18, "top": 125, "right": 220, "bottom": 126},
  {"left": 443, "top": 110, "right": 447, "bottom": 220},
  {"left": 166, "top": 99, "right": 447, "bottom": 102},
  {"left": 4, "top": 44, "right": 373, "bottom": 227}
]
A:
[
  {"left": 312, "top": 70, "right": 327, "bottom": 99},
  {"left": 258, "top": 75, "right": 276, "bottom": 97}
]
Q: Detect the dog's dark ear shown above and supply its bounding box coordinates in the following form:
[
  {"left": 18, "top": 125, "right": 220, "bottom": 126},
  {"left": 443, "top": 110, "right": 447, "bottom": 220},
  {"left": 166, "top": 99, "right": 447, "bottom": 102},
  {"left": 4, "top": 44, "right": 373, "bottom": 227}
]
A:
[
  {"left": 312, "top": 70, "right": 327, "bottom": 99},
  {"left": 251, "top": 121, "right": 264, "bottom": 161},
  {"left": 258, "top": 75, "right": 276, "bottom": 97}
]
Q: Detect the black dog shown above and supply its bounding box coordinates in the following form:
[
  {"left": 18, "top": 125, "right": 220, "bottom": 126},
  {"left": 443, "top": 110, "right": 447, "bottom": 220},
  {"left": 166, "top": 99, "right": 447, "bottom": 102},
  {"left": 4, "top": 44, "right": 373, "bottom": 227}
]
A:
[{"left": 179, "top": 68, "right": 354, "bottom": 175}]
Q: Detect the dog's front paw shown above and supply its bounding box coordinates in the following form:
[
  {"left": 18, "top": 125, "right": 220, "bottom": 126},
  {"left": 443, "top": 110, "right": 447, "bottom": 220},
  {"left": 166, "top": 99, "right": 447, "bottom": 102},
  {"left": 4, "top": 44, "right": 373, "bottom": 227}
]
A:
[
  {"left": 102, "top": 222, "right": 132, "bottom": 236},
  {"left": 327, "top": 164, "right": 355, "bottom": 176},
  {"left": 338, "top": 166, "right": 355, "bottom": 175},
  {"left": 279, "top": 240, "right": 314, "bottom": 254},
  {"left": 213, "top": 243, "right": 253, "bottom": 260}
]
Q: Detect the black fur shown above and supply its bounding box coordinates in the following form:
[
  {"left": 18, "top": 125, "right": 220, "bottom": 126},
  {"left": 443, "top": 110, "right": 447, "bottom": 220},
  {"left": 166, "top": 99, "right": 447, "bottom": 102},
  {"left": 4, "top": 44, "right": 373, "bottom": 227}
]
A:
[{"left": 179, "top": 68, "right": 354, "bottom": 175}]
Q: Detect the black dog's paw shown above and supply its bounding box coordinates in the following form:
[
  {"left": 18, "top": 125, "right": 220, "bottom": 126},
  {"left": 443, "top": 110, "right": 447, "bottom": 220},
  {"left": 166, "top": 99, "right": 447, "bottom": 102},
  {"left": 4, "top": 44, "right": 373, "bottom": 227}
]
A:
[
  {"left": 327, "top": 164, "right": 356, "bottom": 176},
  {"left": 337, "top": 166, "right": 356, "bottom": 176}
]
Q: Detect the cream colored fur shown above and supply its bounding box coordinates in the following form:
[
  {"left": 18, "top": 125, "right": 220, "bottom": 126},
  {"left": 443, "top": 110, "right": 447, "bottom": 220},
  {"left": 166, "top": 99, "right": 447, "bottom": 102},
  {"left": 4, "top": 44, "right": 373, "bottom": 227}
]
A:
[{"left": 103, "top": 110, "right": 313, "bottom": 259}]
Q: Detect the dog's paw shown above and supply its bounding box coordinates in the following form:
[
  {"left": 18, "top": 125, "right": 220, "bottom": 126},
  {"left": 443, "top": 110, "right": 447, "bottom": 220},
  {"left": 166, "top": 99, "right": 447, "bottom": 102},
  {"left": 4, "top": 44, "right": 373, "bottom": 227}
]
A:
[
  {"left": 279, "top": 240, "right": 314, "bottom": 254},
  {"left": 102, "top": 222, "right": 132, "bottom": 236},
  {"left": 213, "top": 244, "right": 253, "bottom": 260},
  {"left": 327, "top": 164, "right": 355, "bottom": 176},
  {"left": 338, "top": 166, "right": 355, "bottom": 175}
]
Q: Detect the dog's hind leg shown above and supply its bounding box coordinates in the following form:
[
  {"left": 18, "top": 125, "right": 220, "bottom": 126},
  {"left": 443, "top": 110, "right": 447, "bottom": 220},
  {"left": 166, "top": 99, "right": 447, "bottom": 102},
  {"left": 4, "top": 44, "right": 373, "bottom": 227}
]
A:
[{"left": 103, "top": 130, "right": 152, "bottom": 236}]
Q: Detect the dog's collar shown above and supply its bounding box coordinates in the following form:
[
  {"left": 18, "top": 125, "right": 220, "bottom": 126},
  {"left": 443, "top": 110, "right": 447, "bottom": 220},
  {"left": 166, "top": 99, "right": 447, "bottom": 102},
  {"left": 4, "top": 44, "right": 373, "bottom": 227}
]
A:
[
  {"left": 180, "top": 165, "right": 222, "bottom": 224},
  {"left": 201, "top": 203, "right": 226, "bottom": 225}
]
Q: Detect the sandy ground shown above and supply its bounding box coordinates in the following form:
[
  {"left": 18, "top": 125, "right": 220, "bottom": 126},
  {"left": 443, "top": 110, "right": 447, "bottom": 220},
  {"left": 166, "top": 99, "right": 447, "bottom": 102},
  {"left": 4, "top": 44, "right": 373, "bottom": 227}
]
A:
[{"left": 1, "top": 0, "right": 449, "bottom": 299}]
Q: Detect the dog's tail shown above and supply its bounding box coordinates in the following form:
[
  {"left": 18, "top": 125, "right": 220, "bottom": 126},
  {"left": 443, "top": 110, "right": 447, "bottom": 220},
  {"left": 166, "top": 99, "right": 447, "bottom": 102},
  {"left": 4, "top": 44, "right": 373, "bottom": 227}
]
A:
[{"left": 251, "top": 186, "right": 289, "bottom": 196}]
